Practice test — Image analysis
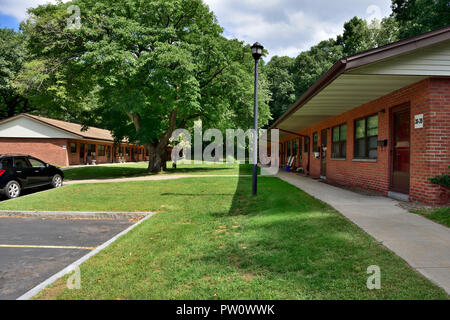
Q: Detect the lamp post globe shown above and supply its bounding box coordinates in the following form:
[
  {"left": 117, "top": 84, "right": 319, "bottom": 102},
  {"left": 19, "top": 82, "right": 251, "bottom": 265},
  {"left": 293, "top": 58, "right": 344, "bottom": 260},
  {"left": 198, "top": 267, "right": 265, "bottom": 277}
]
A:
[{"left": 251, "top": 42, "right": 264, "bottom": 61}]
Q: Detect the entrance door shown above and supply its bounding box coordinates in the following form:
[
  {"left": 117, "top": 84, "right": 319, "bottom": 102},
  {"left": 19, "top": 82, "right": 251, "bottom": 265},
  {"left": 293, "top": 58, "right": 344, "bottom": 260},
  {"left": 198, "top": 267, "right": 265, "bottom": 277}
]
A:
[
  {"left": 320, "top": 129, "right": 327, "bottom": 178},
  {"left": 79, "top": 143, "right": 85, "bottom": 164},
  {"left": 391, "top": 104, "right": 410, "bottom": 194}
]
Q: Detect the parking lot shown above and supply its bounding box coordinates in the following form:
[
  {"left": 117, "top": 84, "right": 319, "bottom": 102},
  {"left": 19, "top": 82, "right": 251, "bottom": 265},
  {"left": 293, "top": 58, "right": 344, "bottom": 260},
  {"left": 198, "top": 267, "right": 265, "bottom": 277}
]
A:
[{"left": 0, "top": 216, "right": 133, "bottom": 299}]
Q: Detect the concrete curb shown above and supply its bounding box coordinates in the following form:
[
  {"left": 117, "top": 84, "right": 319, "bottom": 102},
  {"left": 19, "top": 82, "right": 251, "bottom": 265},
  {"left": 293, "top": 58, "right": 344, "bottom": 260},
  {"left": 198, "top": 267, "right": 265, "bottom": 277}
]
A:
[
  {"left": 16, "top": 212, "right": 156, "bottom": 300},
  {"left": 0, "top": 210, "right": 151, "bottom": 220}
]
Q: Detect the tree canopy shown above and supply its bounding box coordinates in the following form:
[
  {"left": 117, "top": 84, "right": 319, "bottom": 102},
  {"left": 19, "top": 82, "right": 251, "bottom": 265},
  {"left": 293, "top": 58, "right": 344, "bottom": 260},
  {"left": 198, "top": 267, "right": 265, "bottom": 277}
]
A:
[
  {"left": 3, "top": 0, "right": 448, "bottom": 151},
  {"left": 263, "top": 56, "right": 296, "bottom": 123},
  {"left": 19, "top": 0, "right": 270, "bottom": 171},
  {"left": 0, "top": 28, "right": 36, "bottom": 119},
  {"left": 391, "top": 0, "right": 450, "bottom": 39}
]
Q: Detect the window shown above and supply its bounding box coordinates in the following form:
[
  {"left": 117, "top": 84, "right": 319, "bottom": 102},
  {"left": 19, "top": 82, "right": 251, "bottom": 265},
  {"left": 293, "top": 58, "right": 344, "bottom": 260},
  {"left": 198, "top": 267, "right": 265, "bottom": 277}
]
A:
[
  {"left": 28, "top": 158, "right": 46, "bottom": 168},
  {"left": 98, "top": 145, "right": 105, "bottom": 156},
  {"left": 332, "top": 124, "right": 347, "bottom": 159},
  {"left": 126, "top": 147, "right": 130, "bottom": 156},
  {"left": 287, "top": 141, "right": 291, "bottom": 157},
  {"left": 70, "top": 142, "right": 77, "bottom": 153},
  {"left": 0, "top": 158, "right": 13, "bottom": 169},
  {"left": 293, "top": 139, "right": 298, "bottom": 158},
  {"left": 313, "top": 132, "right": 319, "bottom": 152},
  {"left": 304, "top": 137, "right": 310, "bottom": 153},
  {"left": 354, "top": 115, "right": 378, "bottom": 159},
  {"left": 87, "top": 144, "right": 96, "bottom": 156},
  {"left": 14, "top": 157, "right": 30, "bottom": 169}
]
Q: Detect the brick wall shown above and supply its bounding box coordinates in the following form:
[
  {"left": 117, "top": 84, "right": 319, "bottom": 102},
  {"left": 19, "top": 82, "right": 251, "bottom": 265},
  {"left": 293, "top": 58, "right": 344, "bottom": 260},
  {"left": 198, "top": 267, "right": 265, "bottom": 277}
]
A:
[
  {"left": 412, "top": 78, "right": 450, "bottom": 204},
  {"left": 0, "top": 138, "right": 69, "bottom": 166},
  {"left": 0, "top": 138, "right": 150, "bottom": 167},
  {"left": 278, "top": 77, "right": 450, "bottom": 205}
]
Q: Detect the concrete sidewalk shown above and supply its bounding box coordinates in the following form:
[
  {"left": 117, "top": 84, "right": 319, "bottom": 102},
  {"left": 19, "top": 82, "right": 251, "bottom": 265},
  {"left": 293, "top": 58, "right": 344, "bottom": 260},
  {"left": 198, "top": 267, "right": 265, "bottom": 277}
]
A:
[
  {"left": 64, "top": 174, "right": 248, "bottom": 185},
  {"left": 275, "top": 171, "right": 450, "bottom": 294}
]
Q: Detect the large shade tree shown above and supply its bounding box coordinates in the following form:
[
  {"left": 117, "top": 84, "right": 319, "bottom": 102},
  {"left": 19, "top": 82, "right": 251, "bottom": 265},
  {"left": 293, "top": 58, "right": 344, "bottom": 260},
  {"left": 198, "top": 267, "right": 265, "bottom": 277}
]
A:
[
  {"left": 391, "top": 0, "right": 450, "bottom": 39},
  {"left": 20, "top": 0, "right": 270, "bottom": 172},
  {"left": 0, "top": 28, "right": 36, "bottom": 120},
  {"left": 263, "top": 56, "right": 296, "bottom": 126}
]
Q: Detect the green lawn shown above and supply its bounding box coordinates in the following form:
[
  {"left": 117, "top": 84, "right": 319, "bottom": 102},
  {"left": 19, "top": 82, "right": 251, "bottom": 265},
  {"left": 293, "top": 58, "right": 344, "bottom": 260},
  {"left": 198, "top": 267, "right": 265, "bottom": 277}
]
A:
[
  {"left": 412, "top": 207, "right": 450, "bottom": 228},
  {"left": 3, "top": 174, "right": 446, "bottom": 299},
  {"left": 63, "top": 161, "right": 257, "bottom": 181}
]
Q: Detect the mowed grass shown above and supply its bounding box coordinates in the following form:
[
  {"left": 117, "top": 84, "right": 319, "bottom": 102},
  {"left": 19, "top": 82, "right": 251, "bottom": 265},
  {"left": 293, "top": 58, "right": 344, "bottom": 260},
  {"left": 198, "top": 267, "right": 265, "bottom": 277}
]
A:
[
  {"left": 412, "top": 207, "right": 450, "bottom": 228},
  {"left": 63, "top": 161, "right": 257, "bottom": 181},
  {"left": 4, "top": 176, "right": 444, "bottom": 299}
]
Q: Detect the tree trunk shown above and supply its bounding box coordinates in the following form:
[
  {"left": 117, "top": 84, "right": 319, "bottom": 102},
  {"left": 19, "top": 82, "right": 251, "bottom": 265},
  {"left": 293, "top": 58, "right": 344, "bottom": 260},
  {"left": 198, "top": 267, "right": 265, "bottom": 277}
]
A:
[
  {"left": 131, "top": 108, "right": 178, "bottom": 174},
  {"left": 147, "top": 142, "right": 171, "bottom": 173},
  {"left": 147, "top": 144, "right": 164, "bottom": 173},
  {"left": 162, "top": 150, "right": 167, "bottom": 171},
  {"left": 146, "top": 108, "right": 178, "bottom": 173}
]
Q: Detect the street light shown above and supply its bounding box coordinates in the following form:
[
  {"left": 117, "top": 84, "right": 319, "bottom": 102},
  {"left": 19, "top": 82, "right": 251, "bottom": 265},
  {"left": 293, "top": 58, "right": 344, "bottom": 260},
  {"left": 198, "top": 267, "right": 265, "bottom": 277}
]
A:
[{"left": 251, "top": 42, "right": 263, "bottom": 196}]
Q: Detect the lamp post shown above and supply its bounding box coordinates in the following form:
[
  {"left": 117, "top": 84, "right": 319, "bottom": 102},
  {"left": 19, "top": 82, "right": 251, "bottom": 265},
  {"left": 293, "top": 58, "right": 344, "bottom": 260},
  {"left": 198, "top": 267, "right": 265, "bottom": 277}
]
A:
[{"left": 251, "top": 42, "right": 263, "bottom": 196}]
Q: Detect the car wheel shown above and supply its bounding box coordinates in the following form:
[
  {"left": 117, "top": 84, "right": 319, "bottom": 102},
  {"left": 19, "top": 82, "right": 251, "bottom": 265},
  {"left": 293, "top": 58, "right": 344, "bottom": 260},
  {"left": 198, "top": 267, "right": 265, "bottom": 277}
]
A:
[
  {"left": 51, "top": 174, "right": 63, "bottom": 188},
  {"left": 5, "top": 181, "right": 21, "bottom": 199}
]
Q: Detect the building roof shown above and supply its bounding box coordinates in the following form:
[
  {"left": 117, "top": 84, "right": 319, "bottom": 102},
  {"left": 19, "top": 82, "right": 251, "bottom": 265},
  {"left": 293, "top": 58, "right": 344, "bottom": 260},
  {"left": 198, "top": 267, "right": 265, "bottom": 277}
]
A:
[
  {"left": 25, "top": 114, "right": 117, "bottom": 142},
  {"left": 0, "top": 113, "right": 123, "bottom": 142},
  {"left": 270, "top": 25, "right": 450, "bottom": 134}
]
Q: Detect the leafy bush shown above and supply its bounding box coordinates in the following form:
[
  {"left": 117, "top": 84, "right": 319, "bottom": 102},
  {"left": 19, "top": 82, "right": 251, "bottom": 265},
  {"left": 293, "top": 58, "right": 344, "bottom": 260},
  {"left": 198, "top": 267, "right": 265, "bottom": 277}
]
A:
[{"left": 429, "top": 165, "right": 450, "bottom": 188}]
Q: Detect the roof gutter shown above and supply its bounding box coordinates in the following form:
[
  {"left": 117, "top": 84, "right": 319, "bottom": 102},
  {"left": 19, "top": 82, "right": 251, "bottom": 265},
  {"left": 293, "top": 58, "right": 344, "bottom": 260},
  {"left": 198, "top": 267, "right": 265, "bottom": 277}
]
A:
[{"left": 276, "top": 128, "right": 310, "bottom": 139}]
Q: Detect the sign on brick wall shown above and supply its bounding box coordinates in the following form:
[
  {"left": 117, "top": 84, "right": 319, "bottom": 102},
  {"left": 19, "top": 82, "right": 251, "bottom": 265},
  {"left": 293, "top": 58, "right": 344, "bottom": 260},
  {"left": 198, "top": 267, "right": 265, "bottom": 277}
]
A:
[{"left": 414, "top": 114, "right": 424, "bottom": 129}]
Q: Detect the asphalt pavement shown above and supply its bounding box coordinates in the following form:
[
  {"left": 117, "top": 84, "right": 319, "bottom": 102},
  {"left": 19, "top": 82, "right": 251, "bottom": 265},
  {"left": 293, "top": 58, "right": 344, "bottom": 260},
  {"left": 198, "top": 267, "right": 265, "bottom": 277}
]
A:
[{"left": 0, "top": 216, "right": 133, "bottom": 300}]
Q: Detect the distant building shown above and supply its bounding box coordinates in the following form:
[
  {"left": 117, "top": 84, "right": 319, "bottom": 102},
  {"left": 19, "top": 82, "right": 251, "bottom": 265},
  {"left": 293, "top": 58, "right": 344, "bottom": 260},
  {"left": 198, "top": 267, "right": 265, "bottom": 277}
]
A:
[{"left": 0, "top": 113, "right": 149, "bottom": 166}]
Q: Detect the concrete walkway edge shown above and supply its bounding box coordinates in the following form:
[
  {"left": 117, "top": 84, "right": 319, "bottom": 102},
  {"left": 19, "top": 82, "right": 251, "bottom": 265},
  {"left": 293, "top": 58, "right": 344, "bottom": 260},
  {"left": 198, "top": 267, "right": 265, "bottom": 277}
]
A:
[{"left": 64, "top": 174, "right": 250, "bottom": 185}]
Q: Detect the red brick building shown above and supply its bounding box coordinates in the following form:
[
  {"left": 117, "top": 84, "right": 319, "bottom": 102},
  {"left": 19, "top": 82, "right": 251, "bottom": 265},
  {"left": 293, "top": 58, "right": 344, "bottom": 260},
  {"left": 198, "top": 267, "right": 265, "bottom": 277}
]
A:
[
  {"left": 0, "top": 114, "right": 149, "bottom": 166},
  {"left": 270, "top": 27, "right": 450, "bottom": 205}
]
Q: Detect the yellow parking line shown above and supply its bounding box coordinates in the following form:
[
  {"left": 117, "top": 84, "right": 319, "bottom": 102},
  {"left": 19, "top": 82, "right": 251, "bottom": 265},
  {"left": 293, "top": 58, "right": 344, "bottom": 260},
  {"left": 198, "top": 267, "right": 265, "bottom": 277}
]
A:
[{"left": 0, "top": 244, "right": 95, "bottom": 250}]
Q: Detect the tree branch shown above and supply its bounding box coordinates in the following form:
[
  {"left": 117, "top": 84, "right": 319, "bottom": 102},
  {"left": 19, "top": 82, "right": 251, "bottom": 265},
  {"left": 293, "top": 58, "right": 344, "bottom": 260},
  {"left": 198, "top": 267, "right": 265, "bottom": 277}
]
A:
[{"left": 200, "top": 65, "right": 227, "bottom": 89}]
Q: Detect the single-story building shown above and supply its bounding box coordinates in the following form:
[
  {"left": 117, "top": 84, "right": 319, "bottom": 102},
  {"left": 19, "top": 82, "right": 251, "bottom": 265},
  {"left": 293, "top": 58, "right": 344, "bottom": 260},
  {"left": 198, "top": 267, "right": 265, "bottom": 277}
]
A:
[
  {"left": 270, "top": 26, "right": 450, "bottom": 205},
  {"left": 0, "top": 113, "right": 150, "bottom": 166}
]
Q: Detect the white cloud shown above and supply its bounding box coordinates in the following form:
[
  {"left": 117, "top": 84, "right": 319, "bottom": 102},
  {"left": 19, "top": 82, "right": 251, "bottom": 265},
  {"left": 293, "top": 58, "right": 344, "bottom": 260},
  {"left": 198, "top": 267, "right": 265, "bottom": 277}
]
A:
[
  {"left": 1, "top": 0, "right": 393, "bottom": 59},
  {"left": 205, "top": 0, "right": 392, "bottom": 58},
  {"left": 0, "top": 0, "right": 61, "bottom": 20}
]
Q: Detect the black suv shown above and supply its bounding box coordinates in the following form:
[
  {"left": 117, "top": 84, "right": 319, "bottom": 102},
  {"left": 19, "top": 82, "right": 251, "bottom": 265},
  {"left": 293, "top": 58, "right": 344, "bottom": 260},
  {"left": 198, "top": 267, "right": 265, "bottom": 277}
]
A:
[{"left": 0, "top": 155, "right": 64, "bottom": 199}]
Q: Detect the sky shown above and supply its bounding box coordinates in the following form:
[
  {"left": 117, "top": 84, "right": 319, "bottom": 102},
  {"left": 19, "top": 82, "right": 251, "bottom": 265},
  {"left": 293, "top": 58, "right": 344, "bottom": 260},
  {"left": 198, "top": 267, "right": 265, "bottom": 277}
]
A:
[{"left": 0, "top": 0, "right": 392, "bottom": 59}]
